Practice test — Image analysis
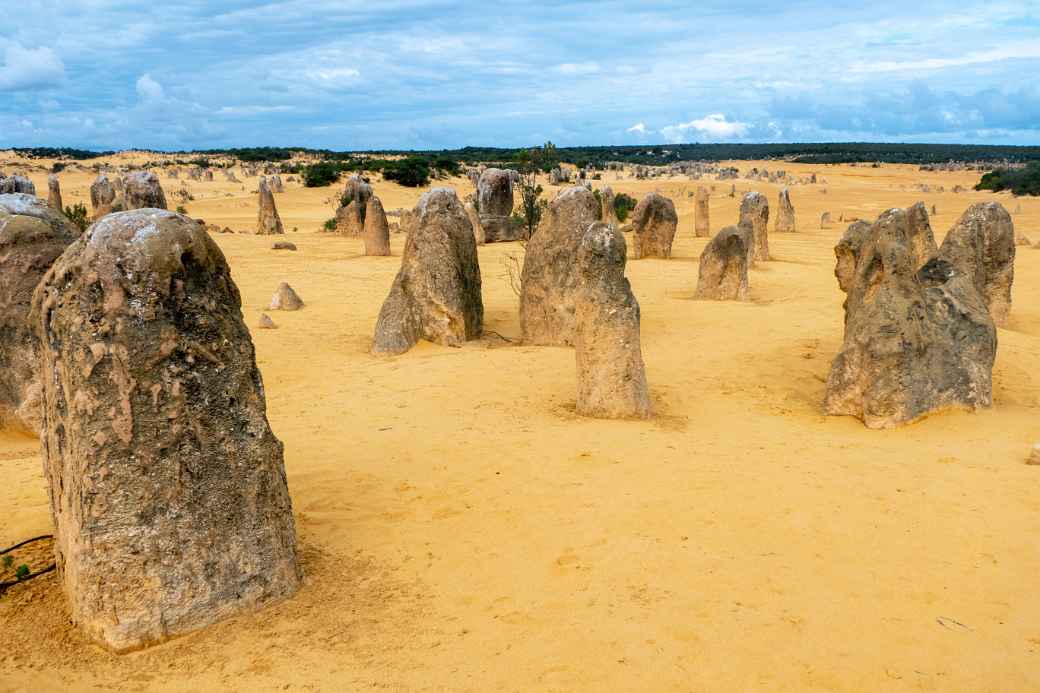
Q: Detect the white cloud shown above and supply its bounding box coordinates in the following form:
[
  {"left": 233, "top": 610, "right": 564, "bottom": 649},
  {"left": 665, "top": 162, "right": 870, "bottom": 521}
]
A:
[
  {"left": 136, "top": 73, "right": 165, "bottom": 101},
  {"left": 850, "top": 41, "right": 1040, "bottom": 74},
  {"left": 304, "top": 67, "right": 361, "bottom": 88},
  {"left": 626, "top": 122, "right": 648, "bottom": 134},
  {"left": 0, "top": 43, "right": 65, "bottom": 91},
  {"left": 660, "top": 113, "right": 749, "bottom": 142},
  {"left": 554, "top": 62, "right": 600, "bottom": 75}
]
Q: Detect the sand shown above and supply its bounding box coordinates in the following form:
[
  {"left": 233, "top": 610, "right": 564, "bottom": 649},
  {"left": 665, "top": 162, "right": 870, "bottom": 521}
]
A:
[{"left": 2, "top": 155, "right": 1039, "bottom": 692}]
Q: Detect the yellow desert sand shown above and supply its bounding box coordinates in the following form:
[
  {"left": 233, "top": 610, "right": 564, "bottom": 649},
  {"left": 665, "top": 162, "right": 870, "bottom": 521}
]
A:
[{"left": 2, "top": 153, "right": 1040, "bottom": 691}]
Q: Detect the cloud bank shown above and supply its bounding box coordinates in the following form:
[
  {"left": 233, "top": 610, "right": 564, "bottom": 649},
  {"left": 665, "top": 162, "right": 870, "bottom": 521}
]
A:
[{"left": 0, "top": 0, "right": 1038, "bottom": 149}]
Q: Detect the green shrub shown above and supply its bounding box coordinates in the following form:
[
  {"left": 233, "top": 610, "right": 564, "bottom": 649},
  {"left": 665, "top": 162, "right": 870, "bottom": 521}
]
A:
[
  {"left": 64, "top": 202, "right": 90, "bottom": 232},
  {"left": 975, "top": 162, "right": 1040, "bottom": 196},
  {"left": 323, "top": 218, "right": 337, "bottom": 231},
  {"left": 303, "top": 161, "right": 343, "bottom": 187},
  {"left": 614, "top": 193, "right": 638, "bottom": 222},
  {"left": 15, "top": 564, "right": 29, "bottom": 580},
  {"left": 175, "top": 205, "right": 187, "bottom": 215},
  {"left": 383, "top": 158, "right": 431, "bottom": 187}
]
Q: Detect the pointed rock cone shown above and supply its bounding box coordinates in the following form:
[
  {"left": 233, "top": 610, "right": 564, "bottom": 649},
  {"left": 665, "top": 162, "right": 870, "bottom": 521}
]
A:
[
  {"left": 48, "top": 175, "right": 63, "bottom": 211},
  {"left": 269, "top": 282, "right": 304, "bottom": 310},
  {"left": 372, "top": 188, "right": 482, "bottom": 355},
  {"left": 363, "top": 196, "right": 391, "bottom": 256},
  {"left": 257, "top": 177, "right": 284, "bottom": 235},
  {"left": 775, "top": 187, "right": 796, "bottom": 232},
  {"left": 258, "top": 313, "right": 278, "bottom": 329}
]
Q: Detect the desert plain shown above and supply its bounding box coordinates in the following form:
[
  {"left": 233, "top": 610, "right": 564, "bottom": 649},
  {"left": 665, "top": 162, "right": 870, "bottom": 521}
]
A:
[{"left": 1, "top": 153, "right": 1039, "bottom": 691}]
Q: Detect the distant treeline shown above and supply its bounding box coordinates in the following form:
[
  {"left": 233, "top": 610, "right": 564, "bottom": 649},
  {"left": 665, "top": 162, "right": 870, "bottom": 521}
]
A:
[
  {"left": 13, "top": 143, "right": 1040, "bottom": 166},
  {"left": 371, "top": 143, "right": 1040, "bottom": 166},
  {"left": 9, "top": 147, "right": 115, "bottom": 160}
]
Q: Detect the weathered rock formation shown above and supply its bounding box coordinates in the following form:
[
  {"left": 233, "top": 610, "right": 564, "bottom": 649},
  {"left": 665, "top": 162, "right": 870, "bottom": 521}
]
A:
[
  {"left": 123, "top": 172, "right": 167, "bottom": 210},
  {"left": 269, "top": 175, "right": 284, "bottom": 193},
  {"left": 824, "top": 207, "right": 996, "bottom": 428},
  {"left": 363, "top": 196, "right": 391, "bottom": 256},
  {"left": 48, "top": 175, "right": 63, "bottom": 211},
  {"left": 630, "top": 193, "right": 678, "bottom": 259},
  {"left": 31, "top": 209, "right": 301, "bottom": 651},
  {"left": 257, "top": 177, "right": 284, "bottom": 235},
  {"left": 574, "top": 223, "right": 651, "bottom": 419},
  {"left": 269, "top": 282, "right": 303, "bottom": 310},
  {"left": 476, "top": 168, "right": 518, "bottom": 242},
  {"left": 0, "top": 194, "right": 79, "bottom": 432},
  {"left": 271, "top": 241, "right": 297, "bottom": 251},
  {"left": 905, "top": 201, "right": 939, "bottom": 269},
  {"left": 0, "top": 175, "right": 36, "bottom": 195},
  {"left": 820, "top": 211, "right": 832, "bottom": 228},
  {"left": 335, "top": 175, "right": 372, "bottom": 236},
  {"left": 937, "top": 202, "right": 1015, "bottom": 327},
  {"left": 258, "top": 313, "right": 277, "bottom": 329},
  {"left": 519, "top": 186, "right": 601, "bottom": 346},
  {"left": 90, "top": 175, "right": 117, "bottom": 219},
  {"left": 775, "top": 187, "right": 796, "bottom": 232},
  {"left": 739, "top": 192, "right": 769, "bottom": 262},
  {"left": 599, "top": 186, "right": 618, "bottom": 229},
  {"left": 694, "top": 186, "right": 710, "bottom": 237},
  {"left": 463, "top": 198, "right": 484, "bottom": 245},
  {"left": 694, "top": 225, "right": 751, "bottom": 301},
  {"left": 372, "top": 189, "right": 482, "bottom": 355}
]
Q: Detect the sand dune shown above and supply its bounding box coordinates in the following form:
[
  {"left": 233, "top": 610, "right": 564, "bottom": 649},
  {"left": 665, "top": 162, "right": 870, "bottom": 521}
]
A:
[{"left": 2, "top": 155, "right": 1039, "bottom": 691}]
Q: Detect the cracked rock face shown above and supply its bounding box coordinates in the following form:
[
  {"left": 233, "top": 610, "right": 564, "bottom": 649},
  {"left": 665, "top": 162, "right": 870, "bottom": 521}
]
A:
[
  {"left": 257, "top": 177, "right": 284, "bottom": 235},
  {"left": 372, "top": 188, "right": 483, "bottom": 355},
  {"left": 31, "top": 209, "right": 301, "bottom": 651},
  {"left": 0, "top": 194, "right": 79, "bottom": 433},
  {"left": 937, "top": 201, "right": 1015, "bottom": 327},
  {"left": 824, "top": 207, "right": 996, "bottom": 429},
  {"left": 574, "top": 222, "right": 652, "bottom": 419}
]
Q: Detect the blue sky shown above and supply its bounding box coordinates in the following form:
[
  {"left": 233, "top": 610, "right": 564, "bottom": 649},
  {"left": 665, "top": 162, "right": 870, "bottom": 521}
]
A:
[{"left": 1, "top": 0, "right": 1038, "bottom": 150}]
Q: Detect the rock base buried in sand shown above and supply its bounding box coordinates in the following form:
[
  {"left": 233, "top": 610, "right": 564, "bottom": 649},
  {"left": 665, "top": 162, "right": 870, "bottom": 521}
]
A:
[
  {"left": 824, "top": 207, "right": 996, "bottom": 429},
  {"left": 269, "top": 282, "right": 304, "bottom": 310},
  {"left": 30, "top": 209, "right": 300, "bottom": 652},
  {"left": 372, "top": 188, "right": 482, "bottom": 355},
  {"left": 272, "top": 241, "right": 297, "bottom": 251},
  {"left": 574, "top": 222, "right": 651, "bottom": 419},
  {"left": 630, "top": 193, "right": 678, "bottom": 259},
  {"left": 258, "top": 313, "right": 278, "bottom": 329},
  {"left": 695, "top": 225, "right": 751, "bottom": 301}
]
